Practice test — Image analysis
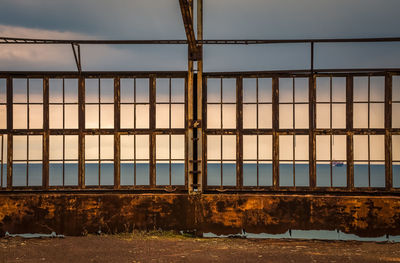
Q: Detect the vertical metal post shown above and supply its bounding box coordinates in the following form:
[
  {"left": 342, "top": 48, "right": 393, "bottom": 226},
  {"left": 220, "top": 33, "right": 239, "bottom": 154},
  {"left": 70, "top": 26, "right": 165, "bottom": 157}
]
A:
[
  {"left": 196, "top": 0, "right": 203, "bottom": 192},
  {"left": 237, "top": 76, "right": 243, "bottom": 188},
  {"left": 188, "top": 61, "right": 194, "bottom": 192},
  {"left": 385, "top": 74, "right": 393, "bottom": 190},
  {"left": 149, "top": 76, "right": 156, "bottom": 187},
  {"left": 309, "top": 74, "right": 316, "bottom": 188},
  {"left": 272, "top": 77, "right": 280, "bottom": 189},
  {"left": 346, "top": 76, "right": 354, "bottom": 189},
  {"left": 114, "top": 77, "right": 121, "bottom": 189},
  {"left": 78, "top": 77, "right": 85, "bottom": 188},
  {"left": 43, "top": 77, "right": 49, "bottom": 189},
  {"left": 6, "top": 77, "right": 12, "bottom": 189}
]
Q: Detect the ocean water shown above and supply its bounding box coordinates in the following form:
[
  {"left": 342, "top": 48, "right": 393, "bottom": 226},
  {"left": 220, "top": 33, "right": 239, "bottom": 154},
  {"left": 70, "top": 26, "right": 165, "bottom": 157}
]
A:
[{"left": 4, "top": 163, "right": 397, "bottom": 188}]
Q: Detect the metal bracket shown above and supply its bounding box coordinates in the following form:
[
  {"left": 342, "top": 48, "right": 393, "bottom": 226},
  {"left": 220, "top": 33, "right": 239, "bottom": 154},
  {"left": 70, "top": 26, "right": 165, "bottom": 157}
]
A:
[{"left": 189, "top": 119, "right": 202, "bottom": 128}]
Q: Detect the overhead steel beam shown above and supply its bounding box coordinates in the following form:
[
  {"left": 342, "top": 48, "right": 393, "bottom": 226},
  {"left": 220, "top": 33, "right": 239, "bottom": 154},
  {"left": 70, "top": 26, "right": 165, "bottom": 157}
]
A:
[{"left": 178, "top": 0, "right": 201, "bottom": 60}]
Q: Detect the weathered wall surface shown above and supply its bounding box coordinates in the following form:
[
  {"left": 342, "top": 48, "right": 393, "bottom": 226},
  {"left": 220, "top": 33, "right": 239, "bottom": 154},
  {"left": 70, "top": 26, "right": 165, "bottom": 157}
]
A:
[{"left": 0, "top": 193, "right": 399, "bottom": 237}]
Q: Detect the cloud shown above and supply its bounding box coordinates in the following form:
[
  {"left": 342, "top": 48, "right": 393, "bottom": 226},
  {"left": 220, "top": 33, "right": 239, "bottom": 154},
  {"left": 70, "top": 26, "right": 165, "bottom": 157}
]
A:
[{"left": 0, "top": 25, "right": 187, "bottom": 71}]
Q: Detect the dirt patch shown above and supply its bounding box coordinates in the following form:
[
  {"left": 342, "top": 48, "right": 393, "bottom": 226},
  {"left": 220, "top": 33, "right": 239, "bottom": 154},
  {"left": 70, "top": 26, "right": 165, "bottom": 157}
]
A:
[{"left": 1, "top": 233, "right": 400, "bottom": 263}]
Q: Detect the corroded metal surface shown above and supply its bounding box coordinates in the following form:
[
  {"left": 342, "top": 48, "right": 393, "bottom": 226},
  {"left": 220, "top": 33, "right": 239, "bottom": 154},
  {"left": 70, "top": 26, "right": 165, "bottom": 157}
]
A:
[{"left": 0, "top": 193, "right": 399, "bottom": 237}]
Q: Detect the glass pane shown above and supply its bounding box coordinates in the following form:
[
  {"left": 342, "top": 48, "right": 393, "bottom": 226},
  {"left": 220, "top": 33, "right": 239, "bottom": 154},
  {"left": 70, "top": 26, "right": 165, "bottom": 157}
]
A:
[
  {"left": 171, "top": 104, "right": 185, "bottom": 129},
  {"left": 259, "top": 135, "right": 272, "bottom": 160},
  {"left": 156, "top": 161, "right": 169, "bottom": 185},
  {"left": 13, "top": 105, "right": 27, "bottom": 129},
  {"left": 243, "top": 161, "right": 257, "bottom": 186},
  {"left": 120, "top": 135, "right": 134, "bottom": 160},
  {"left": 49, "top": 105, "right": 63, "bottom": 129},
  {"left": 136, "top": 105, "right": 149, "bottom": 129},
  {"left": 85, "top": 104, "right": 99, "bottom": 129},
  {"left": 100, "top": 162, "right": 114, "bottom": 185},
  {"left": 243, "top": 135, "right": 257, "bottom": 160},
  {"left": 294, "top": 78, "right": 308, "bottom": 103},
  {"left": 49, "top": 79, "right": 63, "bottom": 103},
  {"left": 136, "top": 79, "right": 149, "bottom": 103},
  {"left": 279, "top": 78, "right": 293, "bottom": 103},
  {"left": 316, "top": 104, "right": 330, "bottom": 129},
  {"left": 207, "top": 78, "right": 221, "bottom": 103},
  {"left": 222, "top": 79, "right": 236, "bottom": 103},
  {"left": 85, "top": 161, "right": 98, "bottom": 186},
  {"left": 28, "top": 161, "right": 42, "bottom": 186},
  {"left": 393, "top": 135, "right": 400, "bottom": 161},
  {"left": 316, "top": 135, "right": 330, "bottom": 161},
  {"left": 85, "top": 135, "right": 99, "bottom": 160},
  {"left": 0, "top": 105, "right": 7, "bottom": 129},
  {"left": 65, "top": 136, "right": 78, "bottom": 160},
  {"left": 136, "top": 135, "right": 149, "bottom": 159},
  {"left": 370, "top": 77, "right": 384, "bottom": 102},
  {"left": 332, "top": 135, "right": 346, "bottom": 161},
  {"left": 354, "top": 135, "right": 368, "bottom": 161},
  {"left": 49, "top": 135, "right": 63, "bottom": 160},
  {"left": 13, "top": 136, "right": 27, "bottom": 160},
  {"left": 370, "top": 103, "right": 384, "bottom": 128},
  {"left": 207, "top": 104, "right": 221, "bottom": 129},
  {"left": 207, "top": 161, "right": 220, "bottom": 186},
  {"left": 353, "top": 103, "right": 368, "bottom": 128},
  {"left": 243, "top": 78, "right": 256, "bottom": 103},
  {"left": 120, "top": 79, "right": 134, "bottom": 103},
  {"left": 65, "top": 79, "right": 78, "bottom": 103},
  {"left": 29, "top": 136, "right": 42, "bottom": 160},
  {"left": 332, "top": 104, "right": 346, "bottom": 129},
  {"left": 171, "top": 78, "right": 185, "bottom": 103},
  {"left": 279, "top": 135, "right": 293, "bottom": 161},
  {"left": 156, "top": 78, "right": 169, "bottom": 102},
  {"left": 316, "top": 162, "right": 330, "bottom": 187},
  {"left": 295, "top": 104, "right": 308, "bottom": 129},
  {"left": 13, "top": 79, "right": 27, "bottom": 103},
  {"left": 0, "top": 79, "right": 6, "bottom": 103},
  {"left": 222, "top": 162, "right": 236, "bottom": 186},
  {"left": 243, "top": 104, "right": 257, "bottom": 129},
  {"left": 171, "top": 161, "right": 185, "bottom": 185},
  {"left": 100, "top": 104, "right": 114, "bottom": 129},
  {"left": 295, "top": 135, "right": 309, "bottom": 160},
  {"left": 259, "top": 78, "right": 272, "bottom": 103},
  {"left": 393, "top": 103, "right": 400, "bottom": 128},
  {"left": 29, "top": 105, "right": 43, "bottom": 129},
  {"left": 370, "top": 135, "right": 384, "bottom": 161},
  {"left": 354, "top": 162, "right": 369, "bottom": 187},
  {"left": 332, "top": 77, "right": 346, "bottom": 102},
  {"left": 64, "top": 105, "right": 78, "bottom": 129},
  {"left": 279, "top": 162, "right": 293, "bottom": 186},
  {"left": 222, "top": 135, "right": 236, "bottom": 160},
  {"left": 29, "top": 79, "right": 43, "bottom": 103},
  {"left": 156, "top": 104, "right": 169, "bottom": 128},
  {"left": 207, "top": 135, "right": 221, "bottom": 160},
  {"left": 222, "top": 104, "right": 236, "bottom": 129},
  {"left": 156, "top": 135, "right": 169, "bottom": 160},
  {"left": 100, "top": 135, "right": 114, "bottom": 160},
  {"left": 171, "top": 135, "right": 184, "bottom": 159},
  {"left": 100, "top": 79, "right": 114, "bottom": 103},
  {"left": 258, "top": 104, "right": 272, "bottom": 129},
  {"left": 316, "top": 77, "right": 331, "bottom": 102},
  {"left": 85, "top": 79, "right": 99, "bottom": 103},
  {"left": 279, "top": 104, "right": 293, "bottom": 129},
  {"left": 354, "top": 77, "right": 368, "bottom": 102}
]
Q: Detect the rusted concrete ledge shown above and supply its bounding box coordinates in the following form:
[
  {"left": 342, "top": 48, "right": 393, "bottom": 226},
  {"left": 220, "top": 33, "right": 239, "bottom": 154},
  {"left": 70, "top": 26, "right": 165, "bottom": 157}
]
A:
[{"left": 0, "top": 193, "right": 399, "bottom": 237}]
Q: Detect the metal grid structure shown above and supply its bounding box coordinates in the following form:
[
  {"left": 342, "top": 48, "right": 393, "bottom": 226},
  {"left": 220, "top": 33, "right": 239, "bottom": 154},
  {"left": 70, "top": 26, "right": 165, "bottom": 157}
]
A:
[{"left": 0, "top": 0, "right": 399, "bottom": 194}]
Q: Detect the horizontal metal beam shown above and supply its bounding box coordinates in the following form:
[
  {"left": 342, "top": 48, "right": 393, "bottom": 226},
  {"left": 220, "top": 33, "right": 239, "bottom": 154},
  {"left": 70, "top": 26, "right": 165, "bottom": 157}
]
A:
[{"left": 2, "top": 37, "right": 400, "bottom": 45}]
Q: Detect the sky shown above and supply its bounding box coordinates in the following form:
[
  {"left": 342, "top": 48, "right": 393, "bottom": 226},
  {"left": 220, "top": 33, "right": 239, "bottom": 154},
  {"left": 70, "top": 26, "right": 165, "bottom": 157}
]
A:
[{"left": 1, "top": 0, "right": 400, "bottom": 71}]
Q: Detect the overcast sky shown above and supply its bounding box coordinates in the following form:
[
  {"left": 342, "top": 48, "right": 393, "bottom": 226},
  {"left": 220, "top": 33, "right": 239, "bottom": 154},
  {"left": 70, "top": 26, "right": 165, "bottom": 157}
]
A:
[{"left": 1, "top": 0, "right": 400, "bottom": 71}]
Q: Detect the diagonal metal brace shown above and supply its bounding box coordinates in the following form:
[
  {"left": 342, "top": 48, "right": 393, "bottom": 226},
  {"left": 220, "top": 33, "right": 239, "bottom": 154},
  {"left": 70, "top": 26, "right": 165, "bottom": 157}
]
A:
[
  {"left": 179, "top": 0, "right": 201, "bottom": 60},
  {"left": 71, "top": 43, "right": 82, "bottom": 72}
]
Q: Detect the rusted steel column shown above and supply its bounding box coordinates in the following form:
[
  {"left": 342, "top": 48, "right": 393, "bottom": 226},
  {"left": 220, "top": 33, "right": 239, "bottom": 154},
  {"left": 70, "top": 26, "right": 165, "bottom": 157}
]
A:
[
  {"left": 385, "top": 74, "right": 392, "bottom": 190},
  {"left": 188, "top": 60, "right": 194, "bottom": 193},
  {"left": 272, "top": 77, "right": 280, "bottom": 189},
  {"left": 78, "top": 77, "right": 85, "bottom": 188},
  {"left": 149, "top": 76, "right": 156, "bottom": 187},
  {"left": 202, "top": 78, "right": 207, "bottom": 189},
  {"left": 6, "top": 77, "right": 12, "bottom": 189},
  {"left": 114, "top": 77, "right": 120, "bottom": 189},
  {"left": 346, "top": 76, "right": 354, "bottom": 189},
  {"left": 236, "top": 76, "right": 243, "bottom": 188},
  {"left": 42, "top": 77, "right": 49, "bottom": 189},
  {"left": 196, "top": 0, "right": 204, "bottom": 193},
  {"left": 309, "top": 75, "right": 316, "bottom": 188}
]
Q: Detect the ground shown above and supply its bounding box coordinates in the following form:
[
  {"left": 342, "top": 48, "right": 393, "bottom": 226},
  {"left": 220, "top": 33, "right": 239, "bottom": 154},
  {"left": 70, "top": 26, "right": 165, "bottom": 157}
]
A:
[{"left": 1, "top": 232, "right": 400, "bottom": 263}]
